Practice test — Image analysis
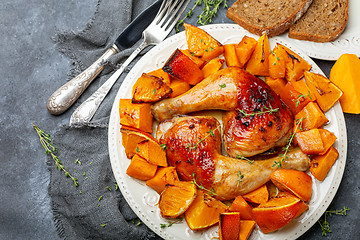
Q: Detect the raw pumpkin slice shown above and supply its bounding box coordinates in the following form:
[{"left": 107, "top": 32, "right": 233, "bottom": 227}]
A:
[
  {"left": 246, "top": 33, "right": 270, "bottom": 76},
  {"left": 184, "top": 23, "right": 224, "bottom": 61},
  {"left": 159, "top": 181, "right": 197, "bottom": 218},
  {"left": 330, "top": 54, "right": 360, "bottom": 114},
  {"left": 219, "top": 212, "right": 241, "bottom": 240},
  {"left": 252, "top": 195, "right": 302, "bottom": 233},
  {"left": 304, "top": 71, "right": 343, "bottom": 112},
  {"left": 185, "top": 191, "right": 228, "bottom": 230},
  {"left": 270, "top": 169, "right": 312, "bottom": 202}
]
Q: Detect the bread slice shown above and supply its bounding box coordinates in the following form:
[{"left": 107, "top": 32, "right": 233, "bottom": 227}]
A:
[
  {"left": 289, "top": 0, "right": 349, "bottom": 42},
  {"left": 227, "top": 0, "right": 314, "bottom": 37}
]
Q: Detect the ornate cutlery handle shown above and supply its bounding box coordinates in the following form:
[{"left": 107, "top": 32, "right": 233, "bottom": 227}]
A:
[
  {"left": 70, "top": 40, "right": 149, "bottom": 125},
  {"left": 46, "top": 46, "right": 118, "bottom": 115}
]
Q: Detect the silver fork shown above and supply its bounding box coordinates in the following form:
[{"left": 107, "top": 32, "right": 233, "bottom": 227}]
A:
[{"left": 69, "top": 0, "right": 190, "bottom": 125}]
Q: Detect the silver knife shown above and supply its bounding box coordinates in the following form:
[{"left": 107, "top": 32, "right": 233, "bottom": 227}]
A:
[{"left": 46, "top": 0, "right": 162, "bottom": 115}]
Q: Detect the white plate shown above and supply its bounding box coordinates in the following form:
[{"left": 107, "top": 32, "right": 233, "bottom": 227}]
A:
[
  {"left": 277, "top": 0, "right": 360, "bottom": 60},
  {"left": 108, "top": 24, "right": 347, "bottom": 240}
]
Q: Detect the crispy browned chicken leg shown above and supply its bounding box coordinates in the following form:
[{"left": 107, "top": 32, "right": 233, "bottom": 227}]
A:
[
  {"left": 152, "top": 67, "right": 293, "bottom": 157},
  {"left": 158, "top": 116, "right": 310, "bottom": 200}
]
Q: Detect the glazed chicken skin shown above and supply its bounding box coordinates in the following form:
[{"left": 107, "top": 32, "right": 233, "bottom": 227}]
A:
[
  {"left": 152, "top": 67, "right": 293, "bottom": 157},
  {"left": 158, "top": 116, "right": 310, "bottom": 200}
]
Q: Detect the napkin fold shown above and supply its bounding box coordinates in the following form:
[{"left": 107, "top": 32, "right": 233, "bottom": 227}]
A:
[{"left": 48, "top": 0, "right": 163, "bottom": 239}]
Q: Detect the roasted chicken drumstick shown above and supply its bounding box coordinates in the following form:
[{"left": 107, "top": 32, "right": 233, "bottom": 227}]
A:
[
  {"left": 152, "top": 67, "right": 293, "bottom": 157},
  {"left": 158, "top": 116, "right": 310, "bottom": 200}
]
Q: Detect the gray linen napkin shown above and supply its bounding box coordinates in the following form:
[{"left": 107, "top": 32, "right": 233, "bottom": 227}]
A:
[{"left": 48, "top": 0, "right": 232, "bottom": 239}]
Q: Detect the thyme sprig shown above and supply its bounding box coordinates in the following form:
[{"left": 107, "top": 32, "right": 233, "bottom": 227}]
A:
[
  {"left": 192, "top": 173, "right": 219, "bottom": 197},
  {"left": 235, "top": 154, "right": 254, "bottom": 164},
  {"left": 294, "top": 91, "right": 312, "bottom": 107},
  {"left": 318, "top": 206, "right": 350, "bottom": 236},
  {"left": 175, "top": 0, "right": 228, "bottom": 32},
  {"left": 33, "top": 124, "right": 79, "bottom": 187},
  {"left": 236, "top": 171, "right": 244, "bottom": 184},
  {"left": 238, "top": 105, "right": 279, "bottom": 118},
  {"left": 160, "top": 217, "right": 183, "bottom": 228},
  {"left": 185, "top": 125, "right": 220, "bottom": 152},
  {"left": 272, "top": 118, "right": 305, "bottom": 168}
]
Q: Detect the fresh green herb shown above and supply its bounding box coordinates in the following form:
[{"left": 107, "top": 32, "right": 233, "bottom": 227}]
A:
[
  {"left": 106, "top": 186, "right": 112, "bottom": 191},
  {"left": 114, "top": 182, "right": 119, "bottom": 191},
  {"left": 160, "top": 143, "right": 167, "bottom": 150},
  {"left": 175, "top": 0, "right": 228, "bottom": 32},
  {"left": 90, "top": 161, "right": 93, "bottom": 165},
  {"left": 207, "top": 129, "right": 216, "bottom": 137},
  {"left": 83, "top": 171, "right": 86, "bottom": 176},
  {"left": 238, "top": 105, "right": 279, "bottom": 118},
  {"left": 272, "top": 118, "right": 305, "bottom": 168},
  {"left": 160, "top": 217, "right": 183, "bottom": 228},
  {"left": 219, "top": 83, "right": 226, "bottom": 88},
  {"left": 100, "top": 223, "right": 107, "bottom": 227},
  {"left": 79, "top": 191, "right": 82, "bottom": 194},
  {"left": 75, "top": 158, "right": 81, "bottom": 165},
  {"left": 294, "top": 91, "right": 312, "bottom": 107},
  {"left": 318, "top": 206, "right": 350, "bottom": 236},
  {"left": 151, "top": 89, "right": 157, "bottom": 95},
  {"left": 98, "top": 195, "right": 103, "bottom": 202},
  {"left": 192, "top": 173, "right": 219, "bottom": 197},
  {"left": 236, "top": 171, "right": 244, "bottom": 184},
  {"left": 33, "top": 124, "right": 79, "bottom": 187},
  {"left": 136, "top": 146, "right": 140, "bottom": 153},
  {"left": 131, "top": 218, "right": 142, "bottom": 226}
]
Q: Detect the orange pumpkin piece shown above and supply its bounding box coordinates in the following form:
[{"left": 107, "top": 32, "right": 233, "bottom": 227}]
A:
[
  {"left": 318, "top": 129, "right": 337, "bottom": 155},
  {"left": 235, "top": 35, "right": 257, "bottom": 68},
  {"left": 147, "top": 68, "right": 171, "bottom": 86},
  {"left": 120, "top": 126, "right": 157, "bottom": 158},
  {"left": 295, "top": 102, "right": 328, "bottom": 131},
  {"left": 136, "top": 140, "right": 167, "bottom": 167},
  {"left": 276, "top": 192, "right": 309, "bottom": 218},
  {"left": 184, "top": 23, "right": 224, "bottom": 61},
  {"left": 169, "top": 79, "right": 191, "bottom": 98},
  {"left": 304, "top": 71, "right": 343, "bottom": 112},
  {"left": 252, "top": 196, "right": 302, "bottom": 233},
  {"left": 223, "top": 44, "right": 241, "bottom": 67},
  {"left": 162, "top": 48, "right": 204, "bottom": 85},
  {"left": 291, "top": 78, "right": 317, "bottom": 102},
  {"left": 132, "top": 73, "right": 172, "bottom": 103},
  {"left": 270, "top": 169, "right": 312, "bottom": 202},
  {"left": 146, "top": 167, "right": 179, "bottom": 194},
  {"left": 119, "top": 99, "right": 153, "bottom": 133},
  {"left": 277, "top": 44, "right": 311, "bottom": 82},
  {"left": 239, "top": 220, "right": 256, "bottom": 240},
  {"left": 295, "top": 129, "right": 325, "bottom": 155},
  {"left": 228, "top": 195, "right": 253, "bottom": 220},
  {"left": 201, "top": 58, "right": 225, "bottom": 78},
  {"left": 219, "top": 212, "right": 241, "bottom": 240},
  {"left": 310, "top": 146, "right": 339, "bottom": 181},
  {"left": 269, "top": 46, "right": 286, "bottom": 79},
  {"left": 246, "top": 33, "right": 270, "bottom": 76},
  {"left": 265, "top": 77, "right": 286, "bottom": 95},
  {"left": 126, "top": 154, "right": 157, "bottom": 181},
  {"left": 185, "top": 191, "right": 228, "bottom": 230},
  {"left": 330, "top": 54, "right": 360, "bottom": 114},
  {"left": 180, "top": 49, "right": 206, "bottom": 68},
  {"left": 279, "top": 81, "right": 312, "bottom": 115},
  {"left": 159, "top": 181, "right": 197, "bottom": 218},
  {"left": 242, "top": 184, "right": 269, "bottom": 204}
]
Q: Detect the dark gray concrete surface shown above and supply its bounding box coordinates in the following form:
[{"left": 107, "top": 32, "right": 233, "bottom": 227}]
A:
[{"left": 0, "top": 0, "right": 358, "bottom": 239}]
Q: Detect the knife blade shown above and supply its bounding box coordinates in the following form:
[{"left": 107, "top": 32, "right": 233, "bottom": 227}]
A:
[{"left": 46, "top": 0, "right": 162, "bottom": 115}]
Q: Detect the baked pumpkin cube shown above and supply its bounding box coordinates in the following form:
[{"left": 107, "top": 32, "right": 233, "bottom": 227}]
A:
[
  {"left": 318, "top": 129, "right": 337, "bottom": 155},
  {"left": 162, "top": 48, "right": 204, "bottom": 85},
  {"left": 219, "top": 212, "right": 241, "bottom": 240},
  {"left": 295, "top": 102, "right": 328, "bottom": 131},
  {"left": 279, "top": 81, "right": 312, "bottom": 115},
  {"left": 201, "top": 58, "right": 225, "bottom": 78},
  {"left": 180, "top": 49, "right": 206, "bottom": 68},
  {"left": 265, "top": 77, "right": 286, "bottom": 95},
  {"left": 147, "top": 68, "right": 171, "bottom": 86},
  {"left": 277, "top": 43, "right": 311, "bottom": 82},
  {"left": 120, "top": 126, "right": 157, "bottom": 158},
  {"left": 136, "top": 139, "right": 168, "bottom": 167},
  {"left": 119, "top": 99, "right": 153, "bottom": 133},
  {"left": 132, "top": 73, "right": 172, "bottom": 103},
  {"left": 295, "top": 129, "right": 325, "bottom": 155},
  {"left": 224, "top": 44, "right": 241, "bottom": 67},
  {"left": 310, "top": 146, "right": 339, "bottom": 181},
  {"left": 291, "top": 78, "right": 317, "bottom": 102},
  {"left": 304, "top": 71, "right": 343, "bottom": 112},
  {"left": 184, "top": 23, "right": 223, "bottom": 61},
  {"left": 169, "top": 79, "right": 191, "bottom": 98},
  {"left": 269, "top": 45, "right": 286, "bottom": 79},
  {"left": 126, "top": 154, "right": 157, "bottom": 181},
  {"left": 228, "top": 195, "right": 253, "bottom": 220},
  {"left": 242, "top": 184, "right": 269, "bottom": 204},
  {"left": 235, "top": 35, "right": 257, "bottom": 68},
  {"left": 146, "top": 167, "right": 179, "bottom": 194},
  {"left": 246, "top": 33, "right": 270, "bottom": 76}
]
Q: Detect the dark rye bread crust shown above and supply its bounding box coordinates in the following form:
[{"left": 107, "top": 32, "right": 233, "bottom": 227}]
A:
[
  {"left": 289, "top": 0, "right": 349, "bottom": 42},
  {"left": 227, "top": 0, "right": 314, "bottom": 37}
]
